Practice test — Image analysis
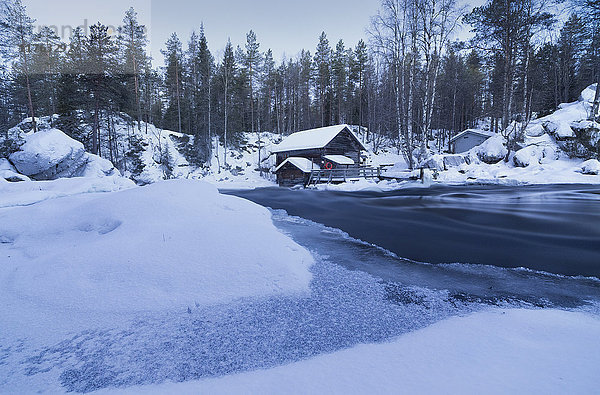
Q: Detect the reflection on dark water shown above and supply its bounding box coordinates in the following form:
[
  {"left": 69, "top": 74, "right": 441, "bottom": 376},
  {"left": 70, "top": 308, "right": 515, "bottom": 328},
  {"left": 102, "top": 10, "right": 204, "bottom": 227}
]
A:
[{"left": 226, "top": 184, "right": 600, "bottom": 278}]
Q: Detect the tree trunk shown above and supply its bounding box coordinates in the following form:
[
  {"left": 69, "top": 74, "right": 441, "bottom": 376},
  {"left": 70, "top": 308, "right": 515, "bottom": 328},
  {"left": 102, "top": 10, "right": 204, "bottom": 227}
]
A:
[
  {"left": 19, "top": 42, "right": 37, "bottom": 133},
  {"left": 176, "top": 60, "right": 182, "bottom": 133}
]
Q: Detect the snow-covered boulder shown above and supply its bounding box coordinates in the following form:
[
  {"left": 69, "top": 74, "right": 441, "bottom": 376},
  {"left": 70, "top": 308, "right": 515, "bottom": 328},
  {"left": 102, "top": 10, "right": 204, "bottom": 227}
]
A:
[
  {"left": 513, "top": 145, "right": 558, "bottom": 167},
  {"left": 580, "top": 159, "right": 600, "bottom": 175},
  {"left": 421, "top": 154, "right": 467, "bottom": 171},
  {"left": 471, "top": 135, "right": 507, "bottom": 164},
  {"left": 7, "top": 128, "right": 121, "bottom": 180},
  {"left": 0, "top": 180, "right": 313, "bottom": 313},
  {"left": 8, "top": 128, "right": 86, "bottom": 179},
  {"left": 443, "top": 154, "right": 466, "bottom": 169},
  {"left": 526, "top": 123, "right": 546, "bottom": 138},
  {"left": 543, "top": 120, "right": 575, "bottom": 140},
  {"left": 11, "top": 116, "right": 53, "bottom": 134}
]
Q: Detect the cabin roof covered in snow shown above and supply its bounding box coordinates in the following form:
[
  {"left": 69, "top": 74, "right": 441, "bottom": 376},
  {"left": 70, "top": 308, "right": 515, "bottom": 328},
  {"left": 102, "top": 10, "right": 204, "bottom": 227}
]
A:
[
  {"left": 275, "top": 157, "right": 320, "bottom": 173},
  {"left": 449, "top": 129, "right": 495, "bottom": 143},
  {"left": 323, "top": 155, "right": 355, "bottom": 165},
  {"left": 271, "top": 125, "right": 367, "bottom": 153}
]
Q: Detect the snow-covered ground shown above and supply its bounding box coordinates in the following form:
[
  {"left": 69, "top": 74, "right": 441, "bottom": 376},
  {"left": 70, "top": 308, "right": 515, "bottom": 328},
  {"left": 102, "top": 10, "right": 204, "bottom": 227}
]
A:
[
  {"left": 99, "top": 308, "right": 600, "bottom": 394},
  {"left": 200, "top": 132, "right": 278, "bottom": 189}
]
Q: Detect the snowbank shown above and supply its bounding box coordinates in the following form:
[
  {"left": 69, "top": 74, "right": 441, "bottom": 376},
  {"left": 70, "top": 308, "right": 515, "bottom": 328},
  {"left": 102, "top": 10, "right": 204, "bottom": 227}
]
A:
[
  {"left": 0, "top": 180, "right": 313, "bottom": 315},
  {"left": 101, "top": 308, "right": 600, "bottom": 394},
  {"left": 0, "top": 175, "right": 135, "bottom": 208},
  {"left": 437, "top": 158, "right": 600, "bottom": 185}
]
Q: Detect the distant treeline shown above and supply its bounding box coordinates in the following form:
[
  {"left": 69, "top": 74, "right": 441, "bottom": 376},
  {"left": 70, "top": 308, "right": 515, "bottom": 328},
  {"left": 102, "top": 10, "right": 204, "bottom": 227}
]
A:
[{"left": 0, "top": 0, "right": 599, "bottom": 168}]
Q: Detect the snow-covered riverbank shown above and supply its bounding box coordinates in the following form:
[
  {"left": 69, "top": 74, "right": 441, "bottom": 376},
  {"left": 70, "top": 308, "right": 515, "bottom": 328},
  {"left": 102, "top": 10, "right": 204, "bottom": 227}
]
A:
[{"left": 1, "top": 177, "right": 599, "bottom": 393}]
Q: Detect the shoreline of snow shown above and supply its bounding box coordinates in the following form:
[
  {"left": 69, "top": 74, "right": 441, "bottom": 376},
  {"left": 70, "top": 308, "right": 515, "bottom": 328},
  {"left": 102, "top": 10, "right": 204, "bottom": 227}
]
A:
[
  {"left": 309, "top": 160, "right": 600, "bottom": 192},
  {"left": 0, "top": 175, "right": 136, "bottom": 208},
  {"left": 96, "top": 308, "right": 600, "bottom": 394}
]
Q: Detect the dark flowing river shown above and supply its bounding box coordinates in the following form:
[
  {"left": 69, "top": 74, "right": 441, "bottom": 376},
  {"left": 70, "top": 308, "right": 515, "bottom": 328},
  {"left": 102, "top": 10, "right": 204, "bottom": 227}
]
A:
[{"left": 225, "top": 184, "right": 600, "bottom": 278}]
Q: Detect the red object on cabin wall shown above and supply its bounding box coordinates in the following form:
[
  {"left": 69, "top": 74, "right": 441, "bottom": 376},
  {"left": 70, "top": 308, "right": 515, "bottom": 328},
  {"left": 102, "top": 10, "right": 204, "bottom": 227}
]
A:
[{"left": 325, "top": 162, "right": 333, "bottom": 170}]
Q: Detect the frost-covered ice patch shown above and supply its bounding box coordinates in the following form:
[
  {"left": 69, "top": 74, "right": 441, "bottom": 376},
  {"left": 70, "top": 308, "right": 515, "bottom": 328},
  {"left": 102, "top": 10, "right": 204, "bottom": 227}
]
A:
[{"left": 4, "top": 258, "right": 478, "bottom": 393}]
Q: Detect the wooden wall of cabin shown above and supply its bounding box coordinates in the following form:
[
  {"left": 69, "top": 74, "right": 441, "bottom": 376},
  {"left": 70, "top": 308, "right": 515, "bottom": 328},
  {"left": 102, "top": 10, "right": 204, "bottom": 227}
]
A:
[
  {"left": 323, "top": 130, "right": 362, "bottom": 165},
  {"left": 276, "top": 164, "right": 308, "bottom": 186}
]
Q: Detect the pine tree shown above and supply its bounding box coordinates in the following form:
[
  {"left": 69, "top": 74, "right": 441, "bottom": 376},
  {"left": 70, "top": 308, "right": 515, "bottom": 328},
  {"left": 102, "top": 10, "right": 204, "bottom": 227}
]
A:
[
  {"left": 84, "top": 22, "right": 118, "bottom": 155},
  {"left": 332, "top": 40, "right": 347, "bottom": 125},
  {"left": 197, "top": 26, "right": 214, "bottom": 162},
  {"left": 30, "top": 26, "right": 61, "bottom": 119},
  {"left": 220, "top": 39, "right": 236, "bottom": 169},
  {"left": 352, "top": 39, "right": 368, "bottom": 131},
  {"left": 260, "top": 49, "right": 276, "bottom": 133},
  {"left": 244, "top": 30, "right": 262, "bottom": 174},
  {"left": 162, "top": 33, "right": 183, "bottom": 133},
  {"left": 314, "top": 32, "right": 331, "bottom": 127},
  {"left": 56, "top": 28, "right": 87, "bottom": 140},
  {"left": 299, "top": 50, "right": 313, "bottom": 129},
  {"left": 0, "top": 0, "right": 38, "bottom": 132},
  {"left": 119, "top": 7, "right": 148, "bottom": 129}
]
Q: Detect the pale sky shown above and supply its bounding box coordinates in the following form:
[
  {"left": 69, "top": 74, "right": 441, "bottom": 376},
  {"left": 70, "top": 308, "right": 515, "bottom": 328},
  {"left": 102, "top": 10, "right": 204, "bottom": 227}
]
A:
[{"left": 23, "top": 0, "right": 482, "bottom": 66}]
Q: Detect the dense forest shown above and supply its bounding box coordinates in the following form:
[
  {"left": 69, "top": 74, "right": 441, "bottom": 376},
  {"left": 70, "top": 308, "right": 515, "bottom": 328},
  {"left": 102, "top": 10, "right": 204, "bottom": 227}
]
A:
[{"left": 1, "top": 0, "right": 599, "bottom": 169}]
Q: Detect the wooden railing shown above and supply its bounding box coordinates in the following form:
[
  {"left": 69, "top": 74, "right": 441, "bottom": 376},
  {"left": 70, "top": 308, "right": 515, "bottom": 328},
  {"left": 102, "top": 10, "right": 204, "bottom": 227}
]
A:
[{"left": 307, "top": 166, "right": 381, "bottom": 185}]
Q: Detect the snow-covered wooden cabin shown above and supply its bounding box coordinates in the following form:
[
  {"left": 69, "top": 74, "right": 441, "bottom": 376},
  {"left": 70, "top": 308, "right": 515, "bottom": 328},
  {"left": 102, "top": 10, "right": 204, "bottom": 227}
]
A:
[{"left": 271, "top": 125, "right": 367, "bottom": 186}]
